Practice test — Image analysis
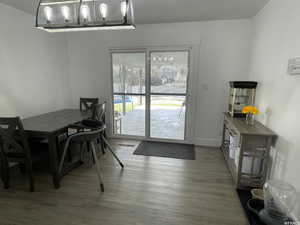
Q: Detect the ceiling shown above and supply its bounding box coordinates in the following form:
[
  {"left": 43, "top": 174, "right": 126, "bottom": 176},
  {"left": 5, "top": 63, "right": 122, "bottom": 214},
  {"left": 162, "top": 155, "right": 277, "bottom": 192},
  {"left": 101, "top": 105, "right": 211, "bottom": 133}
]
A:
[{"left": 0, "top": 0, "right": 270, "bottom": 24}]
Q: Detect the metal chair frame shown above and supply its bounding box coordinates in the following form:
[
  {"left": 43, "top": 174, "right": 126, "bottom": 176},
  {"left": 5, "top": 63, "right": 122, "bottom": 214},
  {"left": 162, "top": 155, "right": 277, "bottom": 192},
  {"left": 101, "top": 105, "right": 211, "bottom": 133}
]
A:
[{"left": 58, "top": 126, "right": 123, "bottom": 192}]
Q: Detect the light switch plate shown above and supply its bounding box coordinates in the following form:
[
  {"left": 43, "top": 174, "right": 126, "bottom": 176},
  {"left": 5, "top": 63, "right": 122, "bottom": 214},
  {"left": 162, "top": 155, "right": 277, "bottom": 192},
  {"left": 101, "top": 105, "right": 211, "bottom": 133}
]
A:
[{"left": 288, "top": 57, "right": 300, "bottom": 75}]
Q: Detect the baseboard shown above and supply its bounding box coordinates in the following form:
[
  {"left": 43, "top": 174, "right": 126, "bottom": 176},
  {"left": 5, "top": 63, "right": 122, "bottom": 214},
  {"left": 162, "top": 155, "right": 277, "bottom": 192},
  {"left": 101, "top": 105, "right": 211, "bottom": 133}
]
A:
[
  {"left": 193, "top": 138, "right": 222, "bottom": 147},
  {"left": 109, "top": 135, "right": 222, "bottom": 148}
]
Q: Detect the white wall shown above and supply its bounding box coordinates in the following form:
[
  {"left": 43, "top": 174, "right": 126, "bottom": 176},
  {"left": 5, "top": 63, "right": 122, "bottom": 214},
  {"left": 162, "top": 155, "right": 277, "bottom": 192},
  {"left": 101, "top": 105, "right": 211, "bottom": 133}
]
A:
[
  {"left": 0, "top": 2, "right": 254, "bottom": 146},
  {"left": 0, "top": 3, "right": 71, "bottom": 119},
  {"left": 249, "top": 0, "right": 300, "bottom": 219},
  {"left": 67, "top": 20, "right": 252, "bottom": 145},
  {"left": 1, "top": 0, "right": 299, "bottom": 218}
]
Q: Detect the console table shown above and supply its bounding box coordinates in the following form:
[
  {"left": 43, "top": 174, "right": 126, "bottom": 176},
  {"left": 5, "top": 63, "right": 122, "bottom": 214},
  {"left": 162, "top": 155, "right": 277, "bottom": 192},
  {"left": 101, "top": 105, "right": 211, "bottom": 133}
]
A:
[{"left": 221, "top": 113, "right": 277, "bottom": 189}]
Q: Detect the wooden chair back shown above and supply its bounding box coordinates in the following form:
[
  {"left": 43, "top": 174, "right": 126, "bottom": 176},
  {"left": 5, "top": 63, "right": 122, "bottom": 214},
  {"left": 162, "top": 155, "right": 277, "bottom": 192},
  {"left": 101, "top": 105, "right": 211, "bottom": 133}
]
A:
[
  {"left": 92, "top": 102, "right": 106, "bottom": 124},
  {"left": 0, "top": 117, "right": 31, "bottom": 158},
  {"left": 79, "top": 98, "right": 99, "bottom": 112}
]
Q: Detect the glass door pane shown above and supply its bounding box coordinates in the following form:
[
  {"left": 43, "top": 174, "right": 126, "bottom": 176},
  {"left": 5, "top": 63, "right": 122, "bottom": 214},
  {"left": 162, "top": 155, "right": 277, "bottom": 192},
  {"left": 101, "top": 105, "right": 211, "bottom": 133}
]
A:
[
  {"left": 150, "top": 51, "right": 189, "bottom": 140},
  {"left": 150, "top": 95, "right": 186, "bottom": 140},
  {"left": 112, "top": 52, "right": 146, "bottom": 136},
  {"left": 112, "top": 53, "right": 146, "bottom": 94},
  {"left": 151, "top": 51, "right": 189, "bottom": 94}
]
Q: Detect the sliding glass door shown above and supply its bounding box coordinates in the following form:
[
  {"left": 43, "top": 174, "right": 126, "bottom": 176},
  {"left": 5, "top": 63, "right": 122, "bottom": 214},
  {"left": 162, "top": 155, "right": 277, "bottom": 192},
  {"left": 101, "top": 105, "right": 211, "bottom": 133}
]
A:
[
  {"left": 111, "top": 48, "right": 190, "bottom": 141},
  {"left": 112, "top": 52, "right": 146, "bottom": 136},
  {"left": 150, "top": 51, "right": 189, "bottom": 140}
]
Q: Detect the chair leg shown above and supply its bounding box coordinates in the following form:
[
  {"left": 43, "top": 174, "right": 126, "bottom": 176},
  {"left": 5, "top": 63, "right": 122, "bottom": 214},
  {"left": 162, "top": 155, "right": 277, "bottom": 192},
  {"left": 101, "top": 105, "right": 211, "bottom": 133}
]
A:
[
  {"left": 97, "top": 144, "right": 104, "bottom": 158},
  {"left": 80, "top": 142, "right": 94, "bottom": 165},
  {"left": 86, "top": 141, "right": 91, "bottom": 152},
  {"left": 96, "top": 136, "right": 105, "bottom": 155},
  {"left": 4, "top": 174, "right": 10, "bottom": 189},
  {"left": 79, "top": 142, "right": 86, "bottom": 163},
  {"left": 67, "top": 149, "right": 73, "bottom": 162},
  {"left": 100, "top": 139, "right": 106, "bottom": 155},
  {"left": 102, "top": 131, "right": 108, "bottom": 154},
  {"left": 58, "top": 140, "right": 71, "bottom": 177},
  {"left": 90, "top": 142, "right": 104, "bottom": 192},
  {"left": 26, "top": 161, "right": 34, "bottom": 192},
  {"left": 87, "top": 142, "right": 96, "bottom": 164},
  {"left": 101, "top": 135, "right": 124, "bottom": 168},
  {"left": 19, "top": 163, "right": 26, "bottom": 174},
  {"left": 1, "top": 160, "right": 10, "bottom": 189}
]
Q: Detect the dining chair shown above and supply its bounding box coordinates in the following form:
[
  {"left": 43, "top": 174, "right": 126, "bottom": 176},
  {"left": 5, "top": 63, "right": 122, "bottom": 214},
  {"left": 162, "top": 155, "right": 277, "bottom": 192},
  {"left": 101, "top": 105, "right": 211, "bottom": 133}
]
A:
[
  {"left": 67, "top": 98, "right": 98, "bottom": 162},
  {"left": 72, "top": 101, "right": 124, "bottom": 168},
  {"left": 92, "top": 102, "right": 107, "bottom": 153},
  {"left": 91, "top": 101, "right": 106, "bottom": 122},
  {"left": 0, "top": 117, "right": 47, "bottom": 192},
  {"left": 80, "top": 98, "right": 99, "bottom": 112},
  {"left": 58, "top": 127, "right": 106, "bottom": 192},
  {"left": 82, "top": 104, "right": 124, "bottom": 167}
]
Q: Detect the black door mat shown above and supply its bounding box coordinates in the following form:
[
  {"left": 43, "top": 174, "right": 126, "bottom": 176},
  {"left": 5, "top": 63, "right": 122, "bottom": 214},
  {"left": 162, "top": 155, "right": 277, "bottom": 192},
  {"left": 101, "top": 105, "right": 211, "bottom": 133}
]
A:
[{"left": 133, "top": 141, "right": 195, "bottom": 160}]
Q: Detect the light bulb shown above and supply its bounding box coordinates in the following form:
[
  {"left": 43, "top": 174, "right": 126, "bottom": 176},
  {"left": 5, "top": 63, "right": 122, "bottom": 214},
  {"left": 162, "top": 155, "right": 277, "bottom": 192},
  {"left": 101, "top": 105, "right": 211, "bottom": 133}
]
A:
[
  {"left": 44, "top": 6, "right": 52, "bottom": 23},
  {"left": 81, "top": 4, "right": 89, "bottom": 20},
  {"left": 120, "top": 1, "right": 127, "bottom": 17},
  {"left": 99, "top": 3, "right": 108, "bottom": 19},
  {"left": 61, "top": 6, "right": 70, "bottom": 21}
]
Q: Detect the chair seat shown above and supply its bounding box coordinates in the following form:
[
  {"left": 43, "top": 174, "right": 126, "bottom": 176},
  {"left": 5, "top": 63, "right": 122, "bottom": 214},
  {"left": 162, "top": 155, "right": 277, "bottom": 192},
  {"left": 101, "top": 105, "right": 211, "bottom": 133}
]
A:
[
  {"left": 71, "top": 121, "right": 106, "bottom": 131},
  {"left": 5, "top": 143, "right": 49, "bottom": 164}
]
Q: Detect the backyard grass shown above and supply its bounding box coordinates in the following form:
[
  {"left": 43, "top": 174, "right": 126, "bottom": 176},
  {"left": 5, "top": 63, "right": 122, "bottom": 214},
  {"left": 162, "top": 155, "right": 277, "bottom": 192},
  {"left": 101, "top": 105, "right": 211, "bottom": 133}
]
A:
[
  {"left": 114, "top": 102, "right": 136, "bottom": 113},
  {"left": 152, "top": 103, "right": 182, "bottom": 107}
]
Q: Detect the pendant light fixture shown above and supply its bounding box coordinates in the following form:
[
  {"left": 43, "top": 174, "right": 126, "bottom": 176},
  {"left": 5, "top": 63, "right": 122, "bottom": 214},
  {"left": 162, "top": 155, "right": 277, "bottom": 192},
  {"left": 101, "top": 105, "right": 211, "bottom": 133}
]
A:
[{"left": 36, "top": 0, "right": 135, "bottom": 32}]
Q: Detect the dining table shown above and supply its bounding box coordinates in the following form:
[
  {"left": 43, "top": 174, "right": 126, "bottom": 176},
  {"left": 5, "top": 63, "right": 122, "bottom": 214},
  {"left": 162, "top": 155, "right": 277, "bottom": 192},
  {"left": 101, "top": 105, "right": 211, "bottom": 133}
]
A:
[{"left": 22, "top": 109, "right": 90, "bottom": 189}]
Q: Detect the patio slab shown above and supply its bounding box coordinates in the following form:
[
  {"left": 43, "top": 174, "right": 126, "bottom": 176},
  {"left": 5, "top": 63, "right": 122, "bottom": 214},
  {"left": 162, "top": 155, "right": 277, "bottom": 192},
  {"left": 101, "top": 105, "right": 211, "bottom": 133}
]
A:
[{"left": 118, "top": 105, "right": 185, "bottom": 140}]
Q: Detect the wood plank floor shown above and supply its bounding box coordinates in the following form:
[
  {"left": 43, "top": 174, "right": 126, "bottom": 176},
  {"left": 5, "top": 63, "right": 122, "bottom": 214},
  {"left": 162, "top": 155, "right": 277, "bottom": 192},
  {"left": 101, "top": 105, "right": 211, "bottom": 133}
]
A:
[{"left": 0, "top": 140, "right": 248, "bottom": 225}]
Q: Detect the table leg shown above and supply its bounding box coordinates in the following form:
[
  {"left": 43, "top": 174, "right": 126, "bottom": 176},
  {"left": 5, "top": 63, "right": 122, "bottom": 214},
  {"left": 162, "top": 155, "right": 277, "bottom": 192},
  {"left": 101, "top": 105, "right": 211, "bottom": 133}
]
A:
[{"left": 48, "top": 134, "right": 60, "bottom": 189}]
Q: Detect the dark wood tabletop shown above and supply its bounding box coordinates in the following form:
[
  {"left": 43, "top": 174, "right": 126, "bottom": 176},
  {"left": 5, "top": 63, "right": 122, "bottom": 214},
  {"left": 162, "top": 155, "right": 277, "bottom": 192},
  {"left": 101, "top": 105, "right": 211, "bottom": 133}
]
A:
[
  {"left": 21, "top": 109, "right": 91, "bottom": 189},
  {"left": 22, "top": 109, "right": 90, "bottom": 136}
]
